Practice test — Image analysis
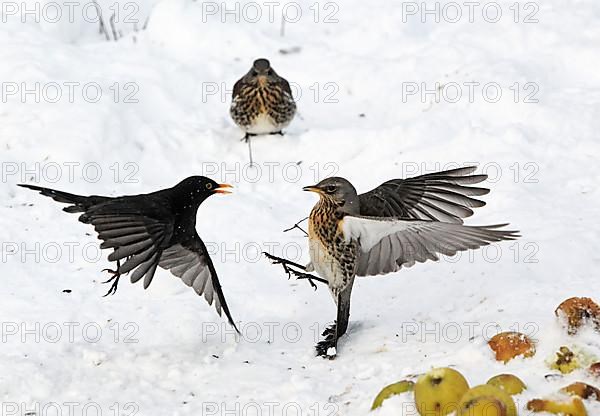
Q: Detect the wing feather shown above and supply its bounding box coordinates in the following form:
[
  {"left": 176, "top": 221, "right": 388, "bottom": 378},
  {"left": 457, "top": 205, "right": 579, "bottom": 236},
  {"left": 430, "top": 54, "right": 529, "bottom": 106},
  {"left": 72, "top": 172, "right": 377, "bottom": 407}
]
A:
[
  {"left": 358, "top": 166, "right": 490, "bottom": 223},
  {"left": 158, "top": 237, "right": 238, "bottom": 332},
  {"left": 342, "top": 215, "right": 519, "bottom": 277}
]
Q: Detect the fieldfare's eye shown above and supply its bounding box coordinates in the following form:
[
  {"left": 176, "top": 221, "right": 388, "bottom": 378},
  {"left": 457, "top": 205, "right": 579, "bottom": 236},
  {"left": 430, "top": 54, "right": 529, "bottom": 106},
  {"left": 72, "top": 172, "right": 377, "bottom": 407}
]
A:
[
  {"left": 267, "top": 69, "right": 274, "bottom": 76},
  {"left": 325, "top": 185, "right": 336, "bottom": 193},
  {"left": 205, "top": 183, "right": 213, "bottom": 190}
]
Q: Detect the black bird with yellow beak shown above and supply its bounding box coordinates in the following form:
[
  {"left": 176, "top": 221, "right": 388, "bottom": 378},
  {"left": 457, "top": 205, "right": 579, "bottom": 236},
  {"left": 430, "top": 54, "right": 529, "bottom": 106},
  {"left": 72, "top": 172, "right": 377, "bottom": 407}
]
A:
[
  {"left": 20, "top": 176, "right": 238, "bottom": 331},
  {"left": 266, "top": 166, "right": 519, "bottom": 358}
]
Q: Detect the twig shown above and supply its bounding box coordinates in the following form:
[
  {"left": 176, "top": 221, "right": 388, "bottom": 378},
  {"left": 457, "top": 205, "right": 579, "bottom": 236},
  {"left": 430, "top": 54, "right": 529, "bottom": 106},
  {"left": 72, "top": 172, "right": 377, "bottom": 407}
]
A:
[
  {"left": 109, "top": 13, "right": 118, "bottom": 41},
  {"left": 283, "top": 217, "right": 309, "bottom": 236}
]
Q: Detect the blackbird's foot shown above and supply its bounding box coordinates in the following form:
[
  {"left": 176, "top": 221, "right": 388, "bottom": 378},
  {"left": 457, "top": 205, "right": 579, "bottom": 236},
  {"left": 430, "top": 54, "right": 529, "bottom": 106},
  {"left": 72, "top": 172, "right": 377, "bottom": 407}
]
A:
[{"left": 101, "top": 260, "right": 122, "bottom": 297}]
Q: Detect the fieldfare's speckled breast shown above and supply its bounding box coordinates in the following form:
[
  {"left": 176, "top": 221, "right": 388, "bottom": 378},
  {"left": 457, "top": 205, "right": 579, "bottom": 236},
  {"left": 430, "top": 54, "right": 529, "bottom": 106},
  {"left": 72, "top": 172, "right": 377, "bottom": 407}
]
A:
[
  {"left": 307, "top": 191, "right": 359, "bottom": 300},
  {"left": 230, "top": 58, "right": 296, "bottom": 135}
]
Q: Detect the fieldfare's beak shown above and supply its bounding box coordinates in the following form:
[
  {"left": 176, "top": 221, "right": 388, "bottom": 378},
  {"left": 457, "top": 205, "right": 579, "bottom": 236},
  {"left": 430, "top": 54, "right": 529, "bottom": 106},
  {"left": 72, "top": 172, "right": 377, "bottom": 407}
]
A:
[
  {"left": 303, "top": 185, "right": 322, "bottom": 194},
  {"left": 215, "top": 184, "right": 233, "bottom": 194}
]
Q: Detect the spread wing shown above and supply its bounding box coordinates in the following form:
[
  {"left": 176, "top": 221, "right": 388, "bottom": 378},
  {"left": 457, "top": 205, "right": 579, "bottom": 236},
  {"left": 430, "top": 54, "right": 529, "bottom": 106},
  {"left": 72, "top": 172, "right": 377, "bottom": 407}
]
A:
[
  {"left": 83, "top": 199, "right": 174, "bottom": 289},
  {"left": 158, "top": 236, "right": 238, "bottom": 332},
  {"left": 358, "top": 166, "right": 490, "bottom": 223},
  {"left": 342, "top": 215, "right": 519, "bottom": 277},
  {"left": 20, "top": 184, "right": 237, "bottom": 329}
]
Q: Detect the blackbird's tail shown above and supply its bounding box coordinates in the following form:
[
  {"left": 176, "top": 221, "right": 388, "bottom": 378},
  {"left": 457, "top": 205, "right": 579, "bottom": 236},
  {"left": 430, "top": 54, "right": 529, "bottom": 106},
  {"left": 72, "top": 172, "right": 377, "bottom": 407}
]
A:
[{"left": 18, "top": 184, "right": 104, "bottom": 213}]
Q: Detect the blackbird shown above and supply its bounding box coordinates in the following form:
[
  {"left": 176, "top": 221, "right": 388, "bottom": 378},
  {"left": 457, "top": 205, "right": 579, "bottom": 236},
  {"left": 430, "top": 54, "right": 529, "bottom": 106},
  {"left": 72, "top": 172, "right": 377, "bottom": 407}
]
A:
[{"left": 19, "top": 176, "right": 238, "bottom": 331}]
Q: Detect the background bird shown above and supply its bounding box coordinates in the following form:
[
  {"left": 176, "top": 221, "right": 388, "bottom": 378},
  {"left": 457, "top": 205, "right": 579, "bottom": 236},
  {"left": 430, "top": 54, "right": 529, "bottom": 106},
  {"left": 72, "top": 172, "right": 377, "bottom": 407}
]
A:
[
  {"left": 266, "top": 166, "right": 519, "bottom": 358},
  {"left": 230, "top": 58, "right": 296, "bottom": 166},
  {"left": 19, "top": 176, "right": 238, "bottom": 331}
]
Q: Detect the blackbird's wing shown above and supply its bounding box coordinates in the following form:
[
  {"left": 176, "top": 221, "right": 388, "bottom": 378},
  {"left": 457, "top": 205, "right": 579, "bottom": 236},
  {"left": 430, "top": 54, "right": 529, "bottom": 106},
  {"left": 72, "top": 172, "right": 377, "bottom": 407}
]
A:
[
  {"left": 87, "top": 199, "right": 237, "bottom": 330},
  {"left": 82, "top": 198, "right": 174, "bottom": 289},
  {"left": 358, "top": 166, "right": 490, "bottom": 223},
  {"left": 158, "top": 235, "right": 238, "bottom": 332},
  {"left": 342, "top": 215, "right": 519, "bottom": 277}
]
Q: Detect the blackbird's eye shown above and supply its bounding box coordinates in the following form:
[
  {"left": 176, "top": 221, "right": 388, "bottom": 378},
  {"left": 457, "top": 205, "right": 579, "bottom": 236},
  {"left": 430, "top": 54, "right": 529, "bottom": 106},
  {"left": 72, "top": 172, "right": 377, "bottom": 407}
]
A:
[{"left": 205, "top": 183, "right": 213, "bottom": 190}]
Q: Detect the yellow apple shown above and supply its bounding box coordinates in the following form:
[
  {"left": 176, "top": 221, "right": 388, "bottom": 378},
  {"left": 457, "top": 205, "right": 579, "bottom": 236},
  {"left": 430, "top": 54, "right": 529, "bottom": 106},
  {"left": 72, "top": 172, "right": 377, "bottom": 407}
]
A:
[
  {"left": 370, "top": 380, "right": 414, "bottom": 410},
  {"left": 458, "top": 385, "right": 517, "bottom": 416},
  {"left": 527, "top": 397, "right": 587, "bottom": 415},
  {"left": 414, "top": 367, "right": 469, "bottom": 416},
  {"left": 486, "top": 374, "right": 527, "bottom": 395},
  {"left": 458, "top": 395, "right": 507, "bottom": 416}
]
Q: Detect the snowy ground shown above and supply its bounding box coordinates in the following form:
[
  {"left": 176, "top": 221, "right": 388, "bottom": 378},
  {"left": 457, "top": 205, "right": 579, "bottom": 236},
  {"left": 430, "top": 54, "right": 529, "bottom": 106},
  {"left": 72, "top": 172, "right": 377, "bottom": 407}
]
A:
[{"left": 2, "top": 0, "right": 600, "bottom": 415}]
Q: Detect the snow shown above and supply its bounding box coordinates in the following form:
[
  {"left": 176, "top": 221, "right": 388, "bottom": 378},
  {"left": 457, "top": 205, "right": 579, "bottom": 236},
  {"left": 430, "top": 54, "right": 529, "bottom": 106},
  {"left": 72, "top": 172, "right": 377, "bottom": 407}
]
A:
[{"left": 1, "top": 0, "right": 600, "bottom": 415}]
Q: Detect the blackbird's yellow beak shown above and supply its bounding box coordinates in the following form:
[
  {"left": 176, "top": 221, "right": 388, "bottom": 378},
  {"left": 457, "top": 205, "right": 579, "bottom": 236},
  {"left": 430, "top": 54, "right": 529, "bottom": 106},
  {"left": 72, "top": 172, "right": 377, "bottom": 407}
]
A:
[
  {"left": 303, "top": 186, "right": 322, "bottom": 194},
  {"left": 215, "top": 183, "right": 233, "bottom": 194}
]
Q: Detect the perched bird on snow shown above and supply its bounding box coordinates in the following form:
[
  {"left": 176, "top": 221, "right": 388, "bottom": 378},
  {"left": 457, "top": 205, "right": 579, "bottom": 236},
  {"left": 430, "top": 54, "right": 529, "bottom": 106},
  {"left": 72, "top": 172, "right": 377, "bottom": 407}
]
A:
[
  {"left": 19, "top": 177, "right": 238, "bottom": 331},
  {"left": 230, "top": 58, "right": 296, "bottom": 166},
  {"left": 265, "top": 166, "right": 519, "bottom": 358}
]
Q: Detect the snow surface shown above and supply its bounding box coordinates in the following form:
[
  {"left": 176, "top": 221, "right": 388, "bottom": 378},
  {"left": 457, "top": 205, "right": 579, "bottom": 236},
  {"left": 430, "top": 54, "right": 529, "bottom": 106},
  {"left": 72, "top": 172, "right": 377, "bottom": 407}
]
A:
[{"left": 2, "top": 0, "right": 600, "bottom": 415}]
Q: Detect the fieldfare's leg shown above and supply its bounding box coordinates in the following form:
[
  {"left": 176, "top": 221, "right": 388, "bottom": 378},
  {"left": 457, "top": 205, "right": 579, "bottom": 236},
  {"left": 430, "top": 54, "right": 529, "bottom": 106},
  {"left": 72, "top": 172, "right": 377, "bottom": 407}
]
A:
[
  {"left": 315, "top": 284, "right": 353, "bottom": 359},
  {"left": 263, "top": 252, "right": 327, "bottom": 290},
  {"left": 269, "top": 130, "right": 284, "bottom": 136},
  {"left": 101, "top": 259, "right": 122, "bottom": 297},
  {"left": 283, "top": 217, "right": 309, "bottom": 236},
  {"left": 241, "top": 133, "right": 257, "bottom": 167}
]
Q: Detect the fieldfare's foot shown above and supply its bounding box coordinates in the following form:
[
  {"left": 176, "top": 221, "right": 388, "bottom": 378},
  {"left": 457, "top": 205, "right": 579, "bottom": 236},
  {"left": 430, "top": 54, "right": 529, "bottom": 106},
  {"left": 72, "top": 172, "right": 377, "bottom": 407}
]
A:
[
  {"left": 269, "top": 131, "right": 284, "bottom": 136},
  {"left": 241, "top": 132, "right": 257, "bottom": 143},
  {"left": 263, "top": 252, "right": 327, "bottom": 290},
  {"left": 315, "top": 322, "right": 338, "bottom": 359},
  {"left": 101, "top": 260, "right": 122, "bottom": 297},
  {"left": 263, "top": 252, "right": 306, "bottom": 271},
  {"left": 288, "top": 268, "right": 327, "bottom": 290},
  {"left": 283, "top": 217, "right": 309, "bottom": 236}
]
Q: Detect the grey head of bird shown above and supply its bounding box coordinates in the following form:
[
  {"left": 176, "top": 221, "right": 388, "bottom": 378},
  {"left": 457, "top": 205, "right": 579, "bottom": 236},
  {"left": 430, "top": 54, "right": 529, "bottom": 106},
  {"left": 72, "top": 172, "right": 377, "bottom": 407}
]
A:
[
  {"left": 303, "top": 177, "right": 360, "bottom": 215},
  {"left": 173, "top": 176, "right": 233, "bottom": 206},
  {"left": 245, "top": 58, "right": 281, "bottom": 84}
]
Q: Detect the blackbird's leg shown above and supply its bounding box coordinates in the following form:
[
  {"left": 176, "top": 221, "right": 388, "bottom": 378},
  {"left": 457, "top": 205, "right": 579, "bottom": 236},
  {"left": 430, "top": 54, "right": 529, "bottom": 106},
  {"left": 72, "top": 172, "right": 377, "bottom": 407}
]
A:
[
  {"left": 283, "top": 217, "right": 309, "bottom": 236},
  {"left": 241, "top": 132, "right": 257, "bottom": 167},
  {"left": 101, "top": 259, "right": 122, "bottom": 297},
  {"left": 262, "top": 252, "right": 327, "bottom": 290}
]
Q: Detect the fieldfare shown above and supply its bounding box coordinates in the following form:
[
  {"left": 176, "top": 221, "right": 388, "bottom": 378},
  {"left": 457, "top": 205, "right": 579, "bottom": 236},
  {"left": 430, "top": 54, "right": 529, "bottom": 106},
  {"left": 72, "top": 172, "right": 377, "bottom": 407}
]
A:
[
  {"left": 230, "top": 58, "right": 296, "bottom": 166},
  {"left": 265, "top": 166, "right": 519, "bottom": 358},
  {"left": 20, "top": 177, "right": 238, "bottom": 331}
]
